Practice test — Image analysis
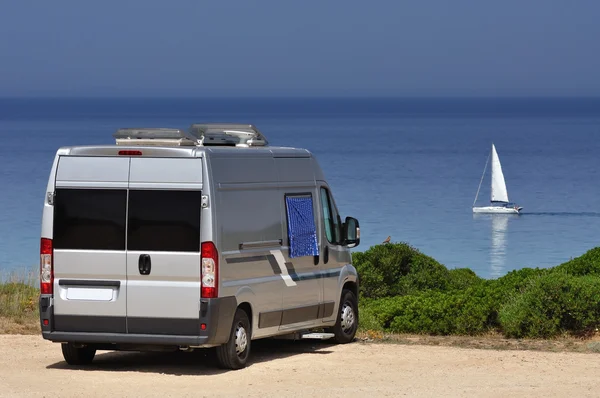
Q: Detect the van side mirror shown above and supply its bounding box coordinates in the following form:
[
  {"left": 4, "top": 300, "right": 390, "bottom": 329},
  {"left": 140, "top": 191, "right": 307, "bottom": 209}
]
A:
[{"left": 343, "top": 216, "right": 360, "bottom": 248}]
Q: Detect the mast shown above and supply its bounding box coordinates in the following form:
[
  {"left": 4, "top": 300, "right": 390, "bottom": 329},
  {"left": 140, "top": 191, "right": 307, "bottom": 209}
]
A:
[{"left": 473, "top": 148, "right": 490, "bottom": 207}]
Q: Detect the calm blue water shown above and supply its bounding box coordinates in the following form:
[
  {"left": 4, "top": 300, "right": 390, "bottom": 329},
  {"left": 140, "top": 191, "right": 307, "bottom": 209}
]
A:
[{"left": 1, "top": 98, "right": 599, "bottom": 279}]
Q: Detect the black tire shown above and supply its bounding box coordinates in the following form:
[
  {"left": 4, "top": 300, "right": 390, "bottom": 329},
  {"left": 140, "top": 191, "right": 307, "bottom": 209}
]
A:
[
  {"left": 215, "top": 308, "right": 251, "bottom": 370},
  {"left": 61, "top": 343, "right": 96, "bottom": 365},
  {"left": 329, "top": 289, "right": 358, "bottom": 344}
]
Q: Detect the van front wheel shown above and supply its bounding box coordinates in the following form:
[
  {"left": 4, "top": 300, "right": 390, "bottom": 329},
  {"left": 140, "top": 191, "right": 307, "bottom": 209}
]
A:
[
  {"left": 329, "top": 289, "right": 358, "bottom": 344},
  {"left": 215, "top": 308, "right": 251, "bottom": 370},
  {"left": 61, "top": 343, "right": 96, "bottom": 365}
]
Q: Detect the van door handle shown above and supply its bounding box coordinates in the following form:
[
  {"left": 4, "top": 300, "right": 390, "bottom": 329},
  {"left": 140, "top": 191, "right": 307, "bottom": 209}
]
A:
[
  {"left": 138, "top": 254, "right": 151, "bottom": 275},
  {"left": 323, "top": 246, "right": 329, "bottom": 264}
]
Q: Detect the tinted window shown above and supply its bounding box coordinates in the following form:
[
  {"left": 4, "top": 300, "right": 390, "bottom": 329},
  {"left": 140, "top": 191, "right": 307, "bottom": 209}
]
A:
[
  {"left": 53, "top": 188, "right": 126, "bottom": 250},
  {"left": 127, "top": 190, "right": 201, "bottom": 252},
  {"left": 320, "top": 187, "right": 341, "bottom": 245}
]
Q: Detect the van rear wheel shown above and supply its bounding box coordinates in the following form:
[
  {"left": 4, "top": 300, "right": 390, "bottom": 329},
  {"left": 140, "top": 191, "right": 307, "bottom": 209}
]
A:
[
  {"left": 215, "top": 308, "right": 251, "bottom": 370},
  {"left": 61, "top": 343, "right": 96, "bottom": 365},
  {"left": 328, "top": 289, "right": 358, "bottom": 344}
]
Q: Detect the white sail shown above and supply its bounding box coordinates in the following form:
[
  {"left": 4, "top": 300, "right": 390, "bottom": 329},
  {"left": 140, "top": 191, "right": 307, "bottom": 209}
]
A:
[{"left": 490, "top": 143, "right": 509, "bottom": 203}]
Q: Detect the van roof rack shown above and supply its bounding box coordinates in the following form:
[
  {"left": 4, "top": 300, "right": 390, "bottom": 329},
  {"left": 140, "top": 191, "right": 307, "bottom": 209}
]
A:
[
  {"left": 113, "top": 128, "right": 198, "bottom": 146},
  {"left": 113, "top": 124, "right": 269, "bottom": 147}
]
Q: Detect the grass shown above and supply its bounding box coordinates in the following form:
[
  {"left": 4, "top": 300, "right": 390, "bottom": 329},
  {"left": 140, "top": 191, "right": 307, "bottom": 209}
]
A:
[{"left": 0, "top": 268, "right": 40, "bottom": 334}]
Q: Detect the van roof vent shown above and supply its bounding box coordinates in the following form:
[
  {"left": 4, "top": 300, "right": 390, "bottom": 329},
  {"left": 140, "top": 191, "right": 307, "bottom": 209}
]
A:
[
  {"left": 189, "top": 123, "right": 268, "bottom": 147},
  {"left": 113, "top": 124, "right": 269, "bottom": 147}
]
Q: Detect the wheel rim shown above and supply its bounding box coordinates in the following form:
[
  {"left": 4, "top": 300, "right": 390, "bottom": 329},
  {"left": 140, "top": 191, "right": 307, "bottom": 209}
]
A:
[
  {"left": 235, "top": 323, "right": 248, "bottom": 356},
  {"left": 340, "top": 301, "right": 356, "bottom": 334}
]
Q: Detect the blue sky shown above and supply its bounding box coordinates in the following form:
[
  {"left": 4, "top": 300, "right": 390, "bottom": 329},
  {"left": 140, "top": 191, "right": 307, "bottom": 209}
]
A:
[{"left": 1, "top": 0, "right": 599, "bottom": 97}]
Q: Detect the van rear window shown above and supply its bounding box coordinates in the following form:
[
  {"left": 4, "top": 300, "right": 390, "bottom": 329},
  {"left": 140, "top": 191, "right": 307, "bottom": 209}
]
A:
[
  {"left": 53, "top": 189, "right": 127, "bottom": 250},
  {"left": 127, "top": 190, "right": 201, "bottom": 252}
]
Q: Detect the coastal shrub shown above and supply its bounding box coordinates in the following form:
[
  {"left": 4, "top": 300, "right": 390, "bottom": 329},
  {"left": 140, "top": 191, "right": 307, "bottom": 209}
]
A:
[
  {"left": 499, "top": 272, "right": 600, "bottom": 338},
  {"left": 354, "top": 245, "right": 600, "bottom": 338},
  {"left": 493, "top": 267, "right": 549, "bottom": 295},
  {"left": 552, "top": 247, "right": 600, "bottom": 276},
  {"left": 352, "top": 242, "right": 452, "bottom": 299},
  {"left": 447, "top": 267, "right": 483, "bottom": 291},
  {"left": 361, "top": 281, "right": 503, "bottom": 335}
]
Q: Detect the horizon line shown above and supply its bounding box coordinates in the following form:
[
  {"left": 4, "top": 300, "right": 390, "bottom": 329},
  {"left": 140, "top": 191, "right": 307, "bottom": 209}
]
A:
[{"left": 2, "top": 95, "right": 600, "bottom": 100}]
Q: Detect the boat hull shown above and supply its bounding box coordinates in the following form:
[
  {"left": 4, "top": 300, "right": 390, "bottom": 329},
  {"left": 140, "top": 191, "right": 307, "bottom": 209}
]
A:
[{"left": 472, "top": 206, "right": 522, "bottom": 214}]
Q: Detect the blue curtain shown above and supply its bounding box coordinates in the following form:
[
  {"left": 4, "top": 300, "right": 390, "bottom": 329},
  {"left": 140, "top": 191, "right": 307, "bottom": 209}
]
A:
[{"left": 286, "top": 195, "right": 319, "bottom": 258}]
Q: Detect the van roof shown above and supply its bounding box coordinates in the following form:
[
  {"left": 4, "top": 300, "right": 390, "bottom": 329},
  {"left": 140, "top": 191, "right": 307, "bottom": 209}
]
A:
[{"left": 55, "top": 123, "right": 313, "bottom": 158}]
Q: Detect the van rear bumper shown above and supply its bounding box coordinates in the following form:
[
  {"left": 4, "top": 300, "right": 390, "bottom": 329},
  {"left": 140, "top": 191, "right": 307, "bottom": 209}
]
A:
[
  {"left": 41, "top": 331, "right": 211, "bottom": 346},
  {"left": 39, "top": 295, "right": 237, "bottom": 347}
]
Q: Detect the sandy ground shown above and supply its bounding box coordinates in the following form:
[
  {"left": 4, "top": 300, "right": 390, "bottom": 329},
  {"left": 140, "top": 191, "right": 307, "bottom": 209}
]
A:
[{"left": 1, "top": 335, "right": 600, "bottom": 397}]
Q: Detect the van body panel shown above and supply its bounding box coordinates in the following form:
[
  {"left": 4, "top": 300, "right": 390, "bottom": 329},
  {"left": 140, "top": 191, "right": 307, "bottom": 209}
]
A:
[
  {"left": 129, "top": 157, "right": 202, "bottom": 188},
  {"left": 52, "top": 251, "right": 127, "bottom": 319},
  {"left": 124, "top": 158, "right": 203, "bottom": 336},
  {"left": 277, "top": 190, "right": 322, "bottom": 330},
  {"left": 212, "top": 154, "right": 285, "bottom": 337},
  {"left": 125, "top": 252, "right": 200, "bottom": 335},
  {"left": 316, "top": 182, "right": 352, "bottom": 323},
  {"left": 274, "top": 158, "right": 321, "bottom": 330},
  {"left": 55, "top": 156, "right": 130, "bottom": 188},
  {"left": 51, "top": 156, "right": 129, "bottom": 333}
]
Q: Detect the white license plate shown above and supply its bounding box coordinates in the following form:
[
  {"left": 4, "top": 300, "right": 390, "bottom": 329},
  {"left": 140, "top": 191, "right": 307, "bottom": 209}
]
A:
[{"left": 66, "top": 287, "right": 113, "bottom": 301}]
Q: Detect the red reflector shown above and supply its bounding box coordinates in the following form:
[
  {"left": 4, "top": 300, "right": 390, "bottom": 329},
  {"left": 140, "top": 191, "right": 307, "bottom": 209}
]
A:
[
  {"left": 118, "top": 150, "right": 142, "bottom": 156},
  {"left": 43, "top": 319, "right": 49, "bottom": 326},
  {"left": 201, "top": 323, "right": 206, "bottom": 330}
]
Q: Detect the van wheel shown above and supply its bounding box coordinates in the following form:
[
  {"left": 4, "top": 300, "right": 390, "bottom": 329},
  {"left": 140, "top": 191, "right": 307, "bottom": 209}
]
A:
[
  {"left": 61, "top": 343, "right": 96, "bottom": 365},
  {"left": 328, "top": 289, "right": 358, "bottom": 344},
  {"left": 215, "top": 308, "right": 251, "bottom": 370}
]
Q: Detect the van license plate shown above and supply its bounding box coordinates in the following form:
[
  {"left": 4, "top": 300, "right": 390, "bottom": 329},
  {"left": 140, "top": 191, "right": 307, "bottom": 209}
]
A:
[{"left": 66, "top": 287, "right": 113, "bottom": 301}]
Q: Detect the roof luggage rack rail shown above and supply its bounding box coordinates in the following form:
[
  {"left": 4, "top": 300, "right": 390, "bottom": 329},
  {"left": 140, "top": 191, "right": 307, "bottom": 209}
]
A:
[
  {"left": 113, "top": 128, "right": 198, "bottom": 146},
  {"left": 113, "top": 124, "right": 269, "bottom": 147}
]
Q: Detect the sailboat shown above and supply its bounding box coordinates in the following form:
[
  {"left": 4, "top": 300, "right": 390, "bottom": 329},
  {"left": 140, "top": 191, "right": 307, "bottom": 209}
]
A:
[{"left": 472, "top": 143, "right": 522, "bottom": 214}]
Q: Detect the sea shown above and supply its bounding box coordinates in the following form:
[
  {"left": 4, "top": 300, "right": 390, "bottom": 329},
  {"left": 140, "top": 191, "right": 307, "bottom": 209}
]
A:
[{"left": 1, "top": 97, "right": 599, "bottom": 279}]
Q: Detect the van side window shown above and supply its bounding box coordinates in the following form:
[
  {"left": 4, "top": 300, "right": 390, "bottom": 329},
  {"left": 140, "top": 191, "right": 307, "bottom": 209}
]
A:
[
  {"left": 320, "top": 187, "right": 341, "bottom": 245},
  {"left": 127, "top": 190, "right": 201, "bottom": 252},
  {"left": 53, "top": 188, "right": 126, "bottom": 250},
  {"left": 284, "top": 194, "right": 319, "bottom": 258}
]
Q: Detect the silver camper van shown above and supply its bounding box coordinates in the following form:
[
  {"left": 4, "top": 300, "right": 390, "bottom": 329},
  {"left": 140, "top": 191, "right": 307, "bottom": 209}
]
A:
[{"left": 39, "top": 124, "right": 360, "bottom": 369}]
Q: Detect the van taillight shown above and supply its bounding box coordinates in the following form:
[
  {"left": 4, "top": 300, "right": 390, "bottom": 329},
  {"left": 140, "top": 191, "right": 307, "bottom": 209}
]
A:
[
  {"left": 40, "top": 238, "right": 53, "bottom": 295},
  {"left": 201, "top": 241, "right": 218, "bottom": 298},
  {"left": 118, "top": 150, "right": 142, "bottom": 156}
]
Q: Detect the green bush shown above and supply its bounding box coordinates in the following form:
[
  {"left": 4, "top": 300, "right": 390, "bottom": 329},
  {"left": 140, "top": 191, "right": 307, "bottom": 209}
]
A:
[
  {"left": 354, "top": 243, "right": 600, "bottom": 339},
  {"left": 552, "top": 247, "right": 600, "bottom": 276},
  {"left": 499, "top": 272, "right": 600, "bottom": 338},
  {"left": 361, "top": 281, "right": 502, "bottom": 335},
  {"left": 352, "top": 242, "right": 454, "bottom": 299},
  {"left": 447, "top": 268, "right": 483, "bottom": 291}
]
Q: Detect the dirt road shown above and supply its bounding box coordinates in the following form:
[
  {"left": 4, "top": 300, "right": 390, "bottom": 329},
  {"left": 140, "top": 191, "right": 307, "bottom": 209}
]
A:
[{"left": 1, "top": 335, "right": 600, "bottom": 397}]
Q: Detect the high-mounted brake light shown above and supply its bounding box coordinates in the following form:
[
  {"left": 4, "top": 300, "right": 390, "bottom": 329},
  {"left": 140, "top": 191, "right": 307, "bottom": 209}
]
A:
[
  {"left": 40, "top": 238, "right": 53, "bottom": 295},
  {"left": 201, "top": 241, "right": 218, "bottom": 298},
  {"left": 118, "top": 150, "right": 142, "bottom": 156}
]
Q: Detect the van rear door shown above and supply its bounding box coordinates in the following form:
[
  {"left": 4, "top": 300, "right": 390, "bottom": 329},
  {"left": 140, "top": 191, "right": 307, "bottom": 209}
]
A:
[
  {"left": 125, "top": 157, "right": 202, "bottom": 336},
  {"left": 52, "top": 156, "right": 129, "bottom": 333}
]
